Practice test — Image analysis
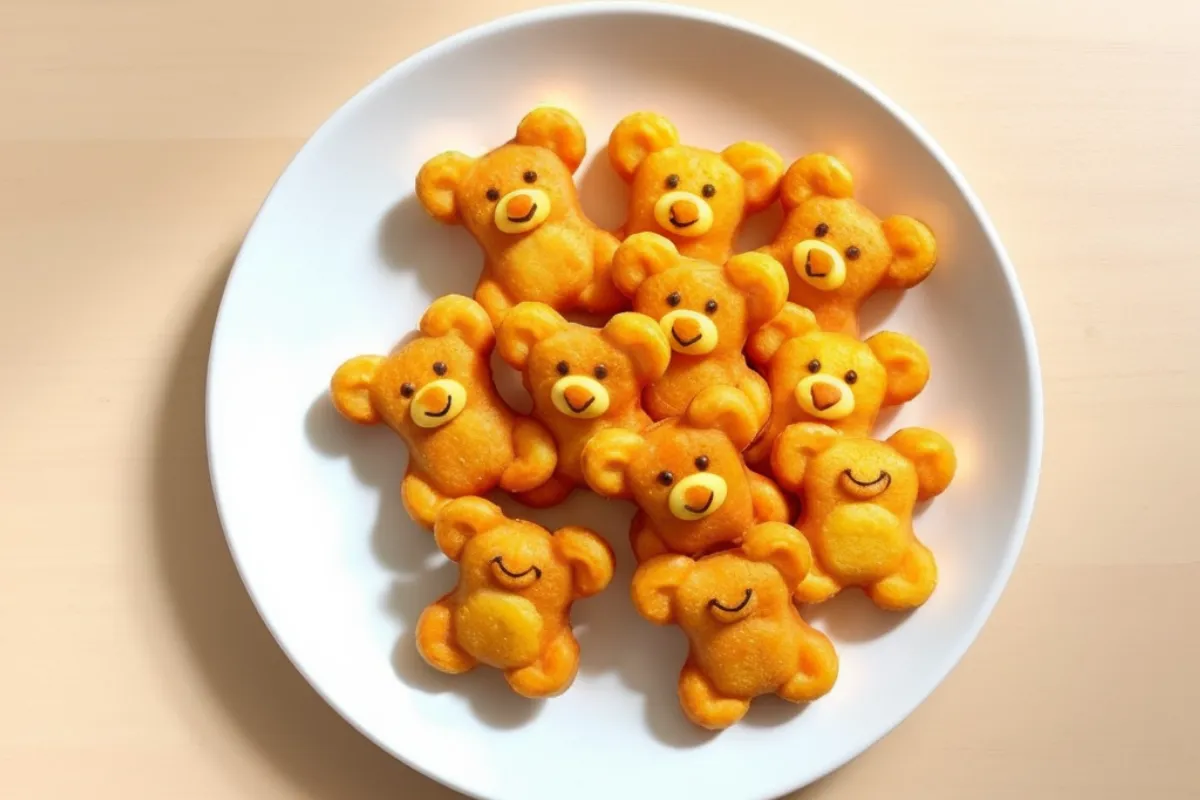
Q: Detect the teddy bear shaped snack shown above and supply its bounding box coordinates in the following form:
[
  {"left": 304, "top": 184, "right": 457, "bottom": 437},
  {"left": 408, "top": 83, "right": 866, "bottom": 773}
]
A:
[
  {"left": 330, "top": 295, "right": 557, "bottom": 528},
  {"left": 743, "top": 302, "right": 931, "bottom": 467},
  {"left": 608, "top": 111, "right": 784, "bottom": 264},
  {"left": 496, "top": 302, "right": 671, "bottom": 507},
  {"left": 611, "top": 232, "right": 788, "bottom": 428},
  {"left": 761, "top": 153, "right": 938, "bottom": 336},
  {"left": 417, "top": 497, "right": 615, "bottom": 698},
  {"left": 582, "top": 386, "right": 790, "bottom": 562},
  {"left": 631, "top": 522, "right": 839, "bottom": 729},
  {"left": 416, "top": 107, "right": 626, "bottom": 324},
  {"left": 771, "top": 423, "right": 956, "bottom": 610}
]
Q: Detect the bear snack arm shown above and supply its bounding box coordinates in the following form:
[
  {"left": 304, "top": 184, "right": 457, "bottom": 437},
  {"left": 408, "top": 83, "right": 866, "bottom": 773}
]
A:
[
  {"left": 330, "top": 295, "right": 557, "bottom": 528},
  {"left": 417, "top": 108, "right": 626, "bottom": 323},
  {"left": 417, "top": 497, "right": 615, "bottom": 698}
]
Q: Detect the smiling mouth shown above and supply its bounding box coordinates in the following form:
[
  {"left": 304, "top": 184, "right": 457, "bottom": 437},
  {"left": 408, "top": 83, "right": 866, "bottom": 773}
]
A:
[
  {"left": 423, "top": 394, "right": 454, "bottom": 418},
  {"left": 491, "top": 556, "right": 541, "bottom": 580},
  {"left": 565, "top": 395, "right": 595, "bottom": 414},
  {"left": 507, "top": 203, "right": 538, "bottom": 223},
  {"left": 671, "top": 326, "right": 703, "bottom": 347},
  {"left": 708, "top": 589, "right": 752, "bottom": 613},
  {"left": 669, "top": 210, "right": 697, "bottom": 228},
  {"left": 840, "top": 468, "right": 892, "bottom": 498},
  {"left": 804, "top": 249, "right": 827, "bottom": 278},
  {"left": 684, "top": 491, "right": 714, "bottom": 515}
]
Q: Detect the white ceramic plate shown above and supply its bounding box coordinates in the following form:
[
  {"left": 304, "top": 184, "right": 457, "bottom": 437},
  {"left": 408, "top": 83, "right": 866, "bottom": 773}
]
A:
[{"left": 207, "top": 5, "right": 1043, "bottom": 799}]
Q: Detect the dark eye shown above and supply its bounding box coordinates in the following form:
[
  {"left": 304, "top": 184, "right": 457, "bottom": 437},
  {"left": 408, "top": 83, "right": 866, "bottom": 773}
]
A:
[
  {"left": 667, "top": 292, "right": 681, "bottom": 307},
  {"left": 556, "top": 361, "right": 569, "bottom": 376},
  {"left": 523, "top": 170, "right": 537, "bottom": 184},
  {"left": 486, "top": 188, "right": 500, "bottom": 202},
  {"left": 658, "top": 471, "right": 674, "bottom": 486},
  {"left": 695, "top": 455, "right": 709, "bottom": 471},
  {"left": 815, "top": 222, "right": 829, "bottom": 238},
  {"left": 807, "top": 359, "right": 821, "bottom": 373},
  {"left": 594, "top": 364, "right": 608, "bottom": 380},
  {"left": 705, "top": 299, "right": 718, "bottom": 314},
  {"left": 845, "top": 370, "right": 858, "bottom": 385},
  {"left": 702, "top": 183, "right": 716, "bottom": 198},
  {"left": 432, "top": 361, "right": 447, "bottom": 376},
  {"left": 400, "top": 383, "right": 415, "bottom": 398},
  {"left": 665, "top": 174, "right": 680, "bottom": 189},
  {"left": 845, "top": 245, "right": 861, "bottom": 260}
]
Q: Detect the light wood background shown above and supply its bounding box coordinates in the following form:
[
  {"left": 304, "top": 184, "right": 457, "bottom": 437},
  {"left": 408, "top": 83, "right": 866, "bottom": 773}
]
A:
[{"left": 2, "top": 0, "right": 1198, "bottom": 797}]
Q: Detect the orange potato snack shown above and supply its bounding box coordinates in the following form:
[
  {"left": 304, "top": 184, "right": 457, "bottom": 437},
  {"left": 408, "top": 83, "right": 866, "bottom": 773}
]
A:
[
  {"left": 582, "top": 386, "right": 790, "bottom": 562},
  {"left": 761, "top": 153, "right": 938, "bottom": 336},
  {"left": 417, "top": 497, "right": 615, "bottom": 698},
  {"left": 612, "top": 232, "right": 788, "bottom": 428},
  {"left": 744, "top": 302, "right": 930, "bottom": 467},
  {"left": 496, "top": 302, "right": 671, "bottom": 506},
  {"left": 631, "top": 522, "right": 838, "bottom": 729},
  {"left": 771, "top": 423, "right": 956, "bottom": 610},
  {"left": 609, "top": 111, "right": 784, "bottom": 264},
  {"left": 330, "top": 295, "right": 557, "bottom": 528},
  {"left": 416, "top": 107, "right": 626, "bottom": 324}
]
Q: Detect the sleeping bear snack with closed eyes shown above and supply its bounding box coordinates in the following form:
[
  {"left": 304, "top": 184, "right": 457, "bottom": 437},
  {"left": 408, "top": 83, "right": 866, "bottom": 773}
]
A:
[
  {"left": 612, "top": 232, "right": 789, "bottom": 429},
  {"left": 582, "top": 386, "right": 790, "bottom": 562},
  {"left": 761, "top": 153, "right": 938, "bottom": 336},
  {"left": 416, "top": 107, "right": 626, "bottom": 324},
  {"left": 771, "top": 423, "right": 956, "bottom": 610},
  {"left": 330, "top": 295, "right": 557, "bottom": 529},
  {"left": 496, "top": 302, "right": 672, "bottom": 507},
  {"left": 609, "top": 111, "right": 785, "bottom": 264},
  {"left": 631, "top": 522, "right": 839, "bottom": 729},
  {"left": 417, "top": 497, "right": 614, "bottom": 698},
  {"left": 743, "top": 302, "right": 930, "bottom": 468}
]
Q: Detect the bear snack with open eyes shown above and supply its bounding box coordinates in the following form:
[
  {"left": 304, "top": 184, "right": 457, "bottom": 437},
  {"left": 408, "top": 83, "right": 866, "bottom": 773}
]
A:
[
  {"left": 417, "top": 497, "right": 614, "bottom": 698},
  {"left": 609, "top": 111, "right": 784, "bottom": 264},
  {"left": 417, "top": 107, "right": 626, "bottom": 324},
  {"left": 762, "top": 153, "right": 938, "bottom": 336},
  {"left": 330, "top": 295, "right": 558, "bottom": 528}
]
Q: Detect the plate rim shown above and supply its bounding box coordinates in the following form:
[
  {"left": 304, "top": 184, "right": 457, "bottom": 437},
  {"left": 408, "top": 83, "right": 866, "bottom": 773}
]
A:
[{"left": 205, "top": 3, "right": 1045, "bottom": 797}]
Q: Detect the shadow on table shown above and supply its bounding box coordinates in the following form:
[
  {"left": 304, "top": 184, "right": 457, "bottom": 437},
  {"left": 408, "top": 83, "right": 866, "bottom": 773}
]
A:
[{"left": 149, "top": 249, "right": 462, "bottom": 800}]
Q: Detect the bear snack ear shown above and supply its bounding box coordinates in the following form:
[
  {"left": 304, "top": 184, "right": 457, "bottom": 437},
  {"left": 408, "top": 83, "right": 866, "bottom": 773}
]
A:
[
  {"left": 330, "top": 355, "right": 385, "bottom": 425},
  {"left": 779, "top": 153, "right": 854, "bottom": 211},
  {"left": 420, "top": 294, "right": 495, "bottom": 353},
  {"left": 866, "top": 331, "right": 930, "bottom": 406},
  {"left": 721, "top": 142, "right": 785, "bottom": 212},
  {"left": 581, "top": 428, "right": 646, "bottom": 499},
  {"left": 887, "top": 428, "right": 957, "bottom": 501},
  {"left": 433, "top": 497, "right": 507, "bottom": 561},
  {"left": 496, "top": 302, "right": 570, "bottom": 370},
  {"left": 745, "top": 302, "right": 819, "bottom": 366},
  {"left": 770, "top": 423, "right": 840, "bottom": 493},
  {"left": 723, "top": 252, "right": 789, "bottom": 329},
  {"left": 602, "top": 312, "right": 672, "bottom": 384},
  {"left": 415, "top": 151, "right": 476, "bottom": 224},
  {"left": 882, "top": 215, "right": 938, "bottom": 289},
  {"left": 611, "top": 232, "right": 680, "bottom": 298},
  {"left": 553, "top": 526, "right": 616, "bottom": 597},
  {"left": 630, "top": 555, "right": 694, "bottom": 625},
  {"left": 515, "top": 107, "right": 587, "bottom": 173},
  {"left": 684, "top": 386, "right": 761, "bottom": 452},
  {"left": 741, "top": 522, "right": 813, "bottom": 590},
  {"left": 608, "top": 111, "right": 680, "bottom": 182}
]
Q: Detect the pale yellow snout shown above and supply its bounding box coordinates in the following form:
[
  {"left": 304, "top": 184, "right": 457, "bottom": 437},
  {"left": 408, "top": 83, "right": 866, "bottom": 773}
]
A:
[
  {"left": 793, "top": 240, "right": 846, "bottom": 291},
  {"left": 668, "top": 473, "right": 728, "bottom": 521},
  {"left": 550, "top": 375, "right": 610, "bottom": 419},
  {"left": 410, "top": 379, "right": 467, "bottom": 428},
  {"left": 660, "top": 309, "right": 718, "bottom": 354},
  {"left": 654, "top": 191, "right": 714, "bottom": 238},
  {"left": 795, "top": 374, "right": 855, "bottom": 421},
  {"left": 494, "top": 189, "right": 551, "bottom": 234}
]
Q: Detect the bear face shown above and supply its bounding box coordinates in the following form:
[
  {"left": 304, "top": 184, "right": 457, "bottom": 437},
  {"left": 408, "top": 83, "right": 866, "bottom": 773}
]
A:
[
  {"left": 330, "top": 295, "right": 557, "bottom": 527},
  {"left": 762, "top": 153, "right": 938, "bottom": 336},
  {"left": 612, "top": 232, "right": 788, "bottom": 425},
  {"left": 771, "top": 423, "right": 956, "bottom": 610},
  {"left": 417, "top": 497, "right": 614, "bottom": 698},
  {"left": 417, "top": 108, "right": 625, "bottom": 323},
  {"left": 630, "top": 522, "right": 838, "bottom": 729},
  {"left": 609, "top": 112, "right": 784, "bottom": 264},
  {"left": 496, "top": 302, "right": 671, "bottom": 503},
  {"left": 744, "top": 303, "right": 930, "bottom": 465},
  {"left": 582, "top": 386, "right": 790, "bottom": 560}
]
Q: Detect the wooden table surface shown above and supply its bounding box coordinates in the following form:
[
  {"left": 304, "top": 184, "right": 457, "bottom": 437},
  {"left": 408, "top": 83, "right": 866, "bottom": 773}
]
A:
[{"left": 2, "top": 0, "right": 1198, "bottom": 797}]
